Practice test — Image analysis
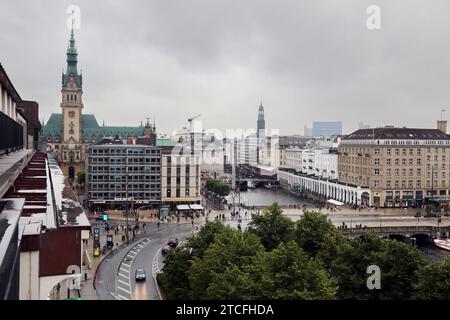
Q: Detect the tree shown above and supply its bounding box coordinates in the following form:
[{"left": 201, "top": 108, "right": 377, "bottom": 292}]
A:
[
  {"left": 205, "top": 178, "right": 231, "bottom": 197},
  {"left": 188, "top": 227, "right": 264, "bottom": 299},
  {"left": 76, "top": 171, "right": 85, "bottom": 186},
  {"left": 331, "top": 233, "right": 426, "bottom": 299},
  {"left": 294, "top": 211, "right": 346, "bottom": 268},
  {"left": 158, "top": 247, "right": 192, "bottom": 300},
  {"left": 255, "top": 241, "right": 337, "bottom": 299},
  {"left": 413, "top": 256, "right": 450, "bottom": 299},
  {"left": 188, "top": 220, "right": 227, "bottom": 259},
  {"left": 248, "top": 202, "right": 295, "bottom": 250}
]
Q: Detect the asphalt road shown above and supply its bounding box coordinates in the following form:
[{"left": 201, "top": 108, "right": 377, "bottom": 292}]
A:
[{"left": 94, "top": 221, "right": 194, "bottom": 300}]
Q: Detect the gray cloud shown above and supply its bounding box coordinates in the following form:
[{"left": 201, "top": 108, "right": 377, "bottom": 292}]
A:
[{"left": 1, "top": 0, "right": 450, "bottom": 135}]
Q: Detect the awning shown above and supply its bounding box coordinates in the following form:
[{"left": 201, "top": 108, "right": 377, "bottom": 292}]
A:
[
  {"left": 189, "top": 204, "right": 204, "bottom": 210},
  {"left": 176, "top": 205, "right": 190, "bottom": 210},
  {"left": 327, "top": 199, "right": 344, "bottom": 206}
]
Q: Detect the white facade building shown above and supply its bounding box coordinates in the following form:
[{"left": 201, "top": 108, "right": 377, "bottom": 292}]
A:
[{"left": 284, "top": 148, "right": 338, "bottom": 180}]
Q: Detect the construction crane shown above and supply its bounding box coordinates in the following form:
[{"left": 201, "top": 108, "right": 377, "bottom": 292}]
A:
[{"left": 187, "top": 114, "right": 201, "bottom": 131}]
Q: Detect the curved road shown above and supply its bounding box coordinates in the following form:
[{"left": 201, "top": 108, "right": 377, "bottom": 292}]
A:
[{"left": 95, "top": 221, "right": 194, "bottom": 300}]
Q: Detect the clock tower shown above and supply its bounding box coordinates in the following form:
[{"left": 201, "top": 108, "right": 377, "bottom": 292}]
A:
[{"left": 60, "top": 26, "right": 84, "bottom": 179}]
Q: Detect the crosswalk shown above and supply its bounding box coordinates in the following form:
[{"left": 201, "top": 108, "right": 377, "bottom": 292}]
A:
[{"left": 114, "top": 238, "right": 151, "bottom": 300}]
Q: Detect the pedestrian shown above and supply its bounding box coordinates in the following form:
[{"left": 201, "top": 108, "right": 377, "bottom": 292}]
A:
[{"left": 157, "top": 220, "right": 160, "bottom": 229}]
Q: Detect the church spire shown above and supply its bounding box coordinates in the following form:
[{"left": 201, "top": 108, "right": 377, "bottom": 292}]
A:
[{"left": 62, "top": 21, "right": 82, "bottom": 89}]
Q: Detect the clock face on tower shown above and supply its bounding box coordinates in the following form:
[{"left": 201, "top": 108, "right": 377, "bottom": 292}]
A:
[{"left": 68, "top": 110, "right": 75, "bottom": 118}]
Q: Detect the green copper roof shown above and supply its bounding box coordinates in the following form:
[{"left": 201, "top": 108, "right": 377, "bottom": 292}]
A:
[
  {"left": 41, "top": 113, "right": 145, "bottom": 143},
  {"left": 156, "top": 138, "right": 178, "bottom": 147}
]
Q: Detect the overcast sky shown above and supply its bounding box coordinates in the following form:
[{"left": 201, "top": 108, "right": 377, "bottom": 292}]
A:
[{"left": 1, "top": 0, "right": 450, "bottom": 135}]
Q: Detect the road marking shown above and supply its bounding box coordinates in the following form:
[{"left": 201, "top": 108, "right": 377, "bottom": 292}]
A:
[
  {"left": 117, "top": 286, "right": 132, "bottom": 295},
  {"left": 117, "top": 293, "right": 130, "bottom": 300},
  {"left": 113, "top": 237, "right": 152, "bottom": 301},
  {"left": 118, "top": 279, "right": 130, "bottom": 286}
]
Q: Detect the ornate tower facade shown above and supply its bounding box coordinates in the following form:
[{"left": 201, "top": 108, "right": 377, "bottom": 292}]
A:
[{"left": 60, "top": 27, "right": 85, "bottom": 179}]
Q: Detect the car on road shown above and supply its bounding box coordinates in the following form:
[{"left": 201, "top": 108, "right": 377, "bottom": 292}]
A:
[
  {"left": 94, "top": 215, "right": 104, "bottom": 221},
  {"left": 167, "top": 238, "right": 179, "bottom": 247},
  {"left": 161, "top": 245, "right": 172, "bottom": 255},
  {"left": 135, "top": 268, "right": 146, "bottom": 281}
]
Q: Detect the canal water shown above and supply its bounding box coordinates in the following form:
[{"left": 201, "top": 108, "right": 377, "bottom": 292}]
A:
[{"left": 226, "top": 187, "right": 309, "bottom": 207}]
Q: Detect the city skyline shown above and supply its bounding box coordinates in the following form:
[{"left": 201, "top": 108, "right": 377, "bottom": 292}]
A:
[{"left": 2, "top": 0, "right": 450, "bottom": 135}]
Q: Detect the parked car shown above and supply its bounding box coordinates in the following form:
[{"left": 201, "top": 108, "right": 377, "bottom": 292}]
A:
[
  {"left": 161, "top": 245, "right": 172, "bottom": 255},
  {"left": 167, "top": 238, "right": 179, "bottom": 247},
  {"left": 135, "top": 268, "right": 146, "bottom": 281}
]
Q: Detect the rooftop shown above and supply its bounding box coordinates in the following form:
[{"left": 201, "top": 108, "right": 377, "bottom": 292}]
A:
[{"left": 344, "top": 127, "right": 450, "bottom": 140}]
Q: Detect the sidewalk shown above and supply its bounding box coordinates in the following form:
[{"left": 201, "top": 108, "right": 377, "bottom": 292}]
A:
[{"left": 49, "top": 225, "right": 143, "bottom": 300}]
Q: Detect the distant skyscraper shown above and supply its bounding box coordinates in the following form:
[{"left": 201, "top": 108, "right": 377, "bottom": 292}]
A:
[
  {"left": 312, "top": 121, "right": 342, "bottom": 137},
  {"left": 304, "top": 125, "right": 312, "bottom": 136}
]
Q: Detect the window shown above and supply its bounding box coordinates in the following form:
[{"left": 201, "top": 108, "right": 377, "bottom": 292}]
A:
[
  {"left": 395, "top": 149, "right": 400, "bottom": 155},
  {"left": 402, "top": 159, "right": 406, "bottom": 166},
  {"left": 395, "top": 180, "right": 399, "bottom": 188},
  {"left": 387, "top": 168, "right": 391, "bottom": 176},
  {"left": 409, "top": 149, "right": 413, "bottom": 155},
  {"left": 387, "top": 159, "right": 391, "bottom": 165},
  {"left": 417, "top": 159, "right": 421, "bottom": 165},
  {"left": 409, "top": 168, "right": 413, "bottom": 176},
  {"left": 408, "top": 180, "right": 413, "bottom": 188},
  {"left": 402, "top": 149, "right": 406, "bottom": 155},
  {"left": 387, "top": 149, "right": 391, "bottom": 155},
  {"left": 416, "top": 180, "right": 421, "bottom": 188},
  {"left": 387, "top": 180, "right": 391, "bottom": 188},
  {"left": 374, "top": 168, "right": 380, "bottom": 175},
  {"left": 395, "top": 159, "right": 399, "bottom": 165},
  {"left": 374, "top": 158, "right": 380, "bottom": 165},
  {"left": 417, "top": 149, "right": 421, "bottom": 155},
  {"left": 409, "top": 159, "right": 413, "bottom": 165},
  {"left": 375, "top": 148, "right": 380, "bottom": 154},
  {"left": 395, "top": 169, "right": 399, "bottom": 176},
  {"left": 402, "top": 168, "right": 406, "bottom": 176}
]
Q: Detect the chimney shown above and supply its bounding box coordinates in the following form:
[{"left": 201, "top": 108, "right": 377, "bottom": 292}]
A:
[{"left": 437, "top": 120, "right": 447, "bottom": 134}]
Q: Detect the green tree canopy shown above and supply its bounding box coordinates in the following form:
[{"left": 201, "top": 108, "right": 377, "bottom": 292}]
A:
[
  {"left": 413, "top": 255, "right": 450, "bottom": 299},
  {"left": 332, "top": 233, "right": 426, "bottom": 299},
  {"left": 205, "top": 178, "right": 231, "bottom": 197},
  {"left": 247, "top": 202, "right": 295, "bottom": 250}
]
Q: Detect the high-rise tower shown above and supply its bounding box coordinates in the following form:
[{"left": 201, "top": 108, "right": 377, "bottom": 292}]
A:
[
  {"left": 256, "top": 101, "right": 266, "bottom": 164},
  {"left": 257, "top": 101, "right": 265, "bottom": 138}
]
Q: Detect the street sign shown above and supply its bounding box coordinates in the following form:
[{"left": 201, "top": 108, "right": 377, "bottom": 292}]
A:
[{"left": 103, "top": 214, "right": 108, "bottom": 221}]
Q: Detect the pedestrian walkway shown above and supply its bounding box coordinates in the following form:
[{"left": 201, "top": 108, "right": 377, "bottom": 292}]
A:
[{"left": 49, "top": 224, "right": 144, "bottom": 300}]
